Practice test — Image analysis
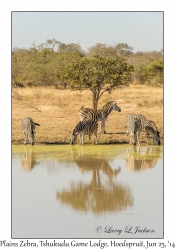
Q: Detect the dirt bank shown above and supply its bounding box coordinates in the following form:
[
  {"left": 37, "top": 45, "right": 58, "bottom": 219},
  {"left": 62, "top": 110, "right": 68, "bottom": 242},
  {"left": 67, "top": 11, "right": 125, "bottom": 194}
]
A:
[{"left": 12, "top": 84, "right": 163, "bottom": 145}]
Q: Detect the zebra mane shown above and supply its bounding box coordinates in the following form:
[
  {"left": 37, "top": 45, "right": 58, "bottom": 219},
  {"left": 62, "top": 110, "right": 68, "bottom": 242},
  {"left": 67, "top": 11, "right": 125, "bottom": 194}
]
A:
[
  {"left": 146, "top": 125, "right": 159, "bottom": 138},
  {"left": 148, "top": 120, "right": 159, "bottom": 133},
  {"left": 101, "top": 101, "right": 116, "bottom": 111}
]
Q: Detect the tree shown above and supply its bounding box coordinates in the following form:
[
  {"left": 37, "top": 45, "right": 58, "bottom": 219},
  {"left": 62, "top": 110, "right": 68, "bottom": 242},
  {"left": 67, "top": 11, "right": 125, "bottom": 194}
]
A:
[
  {"left": 114, "top": 43, "right": 134, "bottom": 57},
  {"left": 45, "top": 38, "right": 60, "bottom": 52},
  {"left": 57, "top": 42, "right": 85, "bottom": 57},
  {"left": 134, "top": 58, "right": 163, "bottom": 85},
  {"left": 12, "top": 40, "right": 85, "bottom": 88},
  {"left": 87, "top": 43, "right": 116, "bottom": 58},
  {"left": 57, "top": 56, "right": 134, "bottom": 110},
  {"left": 12, "top": 49, "right": 31, "bottom": 87},
  {"left": 86, "top": 43, "right": 133, "bottom": 59}
]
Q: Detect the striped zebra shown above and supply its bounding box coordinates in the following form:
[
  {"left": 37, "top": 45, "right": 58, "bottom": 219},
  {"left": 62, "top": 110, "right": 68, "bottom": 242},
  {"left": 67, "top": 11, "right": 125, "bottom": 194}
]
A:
[
  {"left": 21, "top": 117, "right": 40, "bottom": 145},
  {"left": 126, "top": 114, "right": 160, "bottom": 145},
  {"left": 126, "top": 115, "right": 142, "bottom": 145},
  {"left": 78, "top": 101, "right": 121, "bottom": 134},
  {"left": 145, "top": 120, "right": 160, "bottom": 145},
  {"left": 70, "top": 120, "right": 98, "bottom": 145}
]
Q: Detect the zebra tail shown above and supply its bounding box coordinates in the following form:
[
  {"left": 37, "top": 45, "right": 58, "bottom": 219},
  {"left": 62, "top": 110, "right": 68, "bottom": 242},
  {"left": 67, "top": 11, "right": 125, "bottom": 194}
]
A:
[{"left": 35, "top": 123, "right": 40, "bottom": 126}]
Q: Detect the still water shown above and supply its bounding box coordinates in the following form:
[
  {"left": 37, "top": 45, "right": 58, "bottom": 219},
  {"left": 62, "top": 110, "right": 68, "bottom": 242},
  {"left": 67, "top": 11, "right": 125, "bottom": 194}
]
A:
[{"left": 12, "top": 144, "right": 163, "bottom": 239}]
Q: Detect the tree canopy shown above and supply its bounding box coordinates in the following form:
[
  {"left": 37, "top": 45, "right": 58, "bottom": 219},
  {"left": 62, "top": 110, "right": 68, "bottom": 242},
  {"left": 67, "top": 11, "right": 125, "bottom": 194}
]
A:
[
  {"left": 134, "top": 58, "right": 163, "bottom": 85},
  {"left": 57, "top": 56, "right": 134, "bottom": 110}
]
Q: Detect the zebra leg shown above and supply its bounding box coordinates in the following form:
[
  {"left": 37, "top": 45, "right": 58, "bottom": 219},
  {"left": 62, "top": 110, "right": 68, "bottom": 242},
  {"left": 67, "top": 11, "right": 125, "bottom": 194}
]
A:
[
  {"left": 79, "top": 133, "right": 82, "bottom": 144},
  {"left": 137, "top": 132, "right": 141, "bottom": 145},
  {"left": 79, "top": 134, "right": 81, "bottom": 144},
  {"left": 131, "top": 133, "right": 136, "bottom": 146},
  {"left": 94, "top": 131, "right": 98, "bottom": 144},
  {"left": 80, "top": 133, "right": 84, "bottom": 145},
  {"left": 30, "top": 131, "right": 34, "bottom": 145},
  {"left": 101, "top": 119, "right": 106, "bottom": 134},
  {"left": 129, "top": 133, "right": 133, "bottom": 145},
  {"left": 146, "top": 130, "right": 149, "bottom": 144},
  {"left": 24, "top": 132, "right": 27, "bottom": 145},
  {"left": 133, "top": 135, "right": 136, "bottom": 146}
]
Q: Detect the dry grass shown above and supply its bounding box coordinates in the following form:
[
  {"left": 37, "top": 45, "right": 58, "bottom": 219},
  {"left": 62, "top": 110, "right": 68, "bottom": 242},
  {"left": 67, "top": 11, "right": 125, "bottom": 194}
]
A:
[{"left": 12, "top": 84, "right": 163, "bottom": 145}]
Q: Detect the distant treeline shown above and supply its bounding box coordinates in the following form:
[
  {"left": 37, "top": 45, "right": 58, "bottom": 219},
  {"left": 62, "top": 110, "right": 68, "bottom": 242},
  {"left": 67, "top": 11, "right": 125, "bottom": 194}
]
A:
[{"left": 12, "top": 38, "right": 163, "bottom": 88}]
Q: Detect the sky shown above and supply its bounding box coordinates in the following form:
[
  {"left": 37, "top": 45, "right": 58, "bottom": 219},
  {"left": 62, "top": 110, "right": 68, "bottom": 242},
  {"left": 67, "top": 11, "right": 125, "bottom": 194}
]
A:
[{"left": 12, "top": 11, "right": 163, "bottom": 52}]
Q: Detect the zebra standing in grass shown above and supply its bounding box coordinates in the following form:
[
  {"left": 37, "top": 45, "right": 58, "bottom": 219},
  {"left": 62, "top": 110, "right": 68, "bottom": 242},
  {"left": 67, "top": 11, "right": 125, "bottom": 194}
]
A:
[
  {"left": 126, "top": 115, "right": 142, "bottom": 145},
  {"left": 70, "top": 120, "right": 98, "bottom": 145},
  {"left": 126, "top": 114, "right": 160, "bottom": 145},
  {"left": 78, "top": 101, "right": 121, "bottom": 134},
  {"left": 21, "top": 117, "right": 40, "bottom": 145}
]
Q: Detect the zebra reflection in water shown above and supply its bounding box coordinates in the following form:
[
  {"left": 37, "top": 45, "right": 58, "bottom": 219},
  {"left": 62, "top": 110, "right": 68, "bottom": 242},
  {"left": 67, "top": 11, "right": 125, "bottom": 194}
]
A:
[
  {"left": 22, "top": 146, "right": 40, "bottom": 171},
  {"left": 126, "top": 145, "right": 161, "bottom": 172},
  {"left": 71, "top": 147, "right": 121, "bottom": 180}
]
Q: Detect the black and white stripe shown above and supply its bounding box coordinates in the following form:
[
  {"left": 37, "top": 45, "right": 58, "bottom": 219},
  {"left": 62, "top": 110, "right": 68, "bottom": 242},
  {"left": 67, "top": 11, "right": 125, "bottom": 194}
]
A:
[
  {"left": 145, "top": 120, "right": 160, "bottom": 145},
  {"left": 126, "top": 115, "right": 142, "bottom": 145},
  {"left": 78, "top": 101, "right": 121, "bottom": 134},
  {"left": 126, "top": 114, "right": 160, "bottom": 145},
  {"left": 21, "top": 117, "right": 40, "bottom": 145},
  {"left": 71, "top": 120, "right": 98, "bottom": 145}
]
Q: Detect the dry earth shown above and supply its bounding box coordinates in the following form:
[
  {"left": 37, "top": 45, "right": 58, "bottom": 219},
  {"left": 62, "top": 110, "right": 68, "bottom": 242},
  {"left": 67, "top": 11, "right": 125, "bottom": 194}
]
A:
[{"left": 12, "top": 84, "right": 163, "bottom": 145}]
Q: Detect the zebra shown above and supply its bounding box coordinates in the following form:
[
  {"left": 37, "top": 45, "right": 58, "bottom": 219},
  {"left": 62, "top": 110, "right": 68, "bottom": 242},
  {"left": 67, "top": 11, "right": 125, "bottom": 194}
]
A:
[
  {"left": 145, "top": 120, "right": 160, "bottom": 145},
  {"left": 126, "top": 114, "right": 160, "bottom": 145},
  {"left": 21, "top": 117, "right": 40, "bottom": 145},
  {"left": 70, "top": 119, "right": 98, "bottom": 145},
  {"left": 78, "top": 101, "right": 121, "bottom": 134},
  {"left": 126, "top": 115, "right": 142, "bottom": 145}
]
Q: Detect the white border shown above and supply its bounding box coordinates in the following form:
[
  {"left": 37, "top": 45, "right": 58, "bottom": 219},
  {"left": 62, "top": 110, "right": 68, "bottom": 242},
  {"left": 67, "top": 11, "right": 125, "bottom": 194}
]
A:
[{"left": 1, "top": 1, "right": 174, "bottom": 248}]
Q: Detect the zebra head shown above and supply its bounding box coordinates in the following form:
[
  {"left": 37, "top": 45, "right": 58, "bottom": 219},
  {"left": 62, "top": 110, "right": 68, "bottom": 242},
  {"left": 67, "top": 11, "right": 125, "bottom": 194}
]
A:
[
  {"left": 150, "top": 129, "right": 160, "bottom": 145},
  {"left": 155, "top": 131, "right": 161, "bottom": 145},
  {"left": 112, "top": 101, "right": 121, "bottom": 112},
  {"left": 70, "top": 132, "right": 77, "bottom": 145}
]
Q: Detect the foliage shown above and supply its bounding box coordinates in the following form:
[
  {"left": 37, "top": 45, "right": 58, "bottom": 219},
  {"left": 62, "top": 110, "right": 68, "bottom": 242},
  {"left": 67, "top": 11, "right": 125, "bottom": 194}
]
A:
[
  {"left": 12, "top": 40, "right": 84, "bottom": 87},
  {"left": 134, "top": 58, "right": 163, "bottom": 85},
  {"left": 57, "top": 56, "right": 134, "bottom": 110},
  {"left": 12, "top": 39, "right": 163, "bottom": 89},
  {"left": 86, "top": 43, "right": 133, "bottom": 58}
]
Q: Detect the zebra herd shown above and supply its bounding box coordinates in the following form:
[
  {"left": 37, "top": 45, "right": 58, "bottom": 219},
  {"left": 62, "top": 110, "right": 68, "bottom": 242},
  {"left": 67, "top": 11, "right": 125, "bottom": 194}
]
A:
[{"left": 21, "top": 101, "right": 160, "bottom": 146}]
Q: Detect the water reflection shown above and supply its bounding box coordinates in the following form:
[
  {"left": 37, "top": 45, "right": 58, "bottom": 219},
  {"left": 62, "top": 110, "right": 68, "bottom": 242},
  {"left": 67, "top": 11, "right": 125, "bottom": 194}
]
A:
[
  {"left": 56, "top": 147, "right": 133, "bottom": 214},
  {"left": 22, "top": 146, "right": 40, "bottom": 171},
  {"left": 71, "top": 147, "right": 121, "bottom": 179},
  {"left": 12, "top": 144, "right": 163, "bottom": 238},
  {"left": 126, "top": 145, "right": 161, "bottom": 172}
]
